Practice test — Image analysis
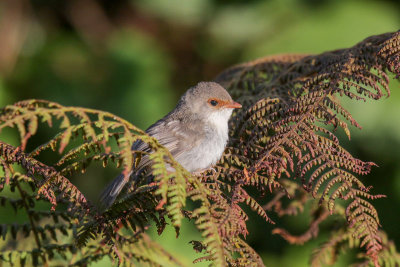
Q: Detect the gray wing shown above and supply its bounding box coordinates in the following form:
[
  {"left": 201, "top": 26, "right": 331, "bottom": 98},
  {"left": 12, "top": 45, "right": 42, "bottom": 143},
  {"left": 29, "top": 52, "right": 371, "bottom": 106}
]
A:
[
  {"left": 100, "top": 116, "right": 204, "bottom": 209},
  {"left": 133, "top": 118, "right": 205, "bottom": 171}
]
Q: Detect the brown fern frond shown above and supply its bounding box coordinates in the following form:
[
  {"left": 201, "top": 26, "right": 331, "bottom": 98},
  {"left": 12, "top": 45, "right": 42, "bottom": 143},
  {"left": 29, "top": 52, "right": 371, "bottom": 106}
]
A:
[
  {"left": 272, "top": 205, "right": 330, "bottom": 245},
  {"left": 0, "top": 141, "right": 89, "bottom": 211},
  {"left": 215, "top": 30, "right": 400, "bottom": 265}
]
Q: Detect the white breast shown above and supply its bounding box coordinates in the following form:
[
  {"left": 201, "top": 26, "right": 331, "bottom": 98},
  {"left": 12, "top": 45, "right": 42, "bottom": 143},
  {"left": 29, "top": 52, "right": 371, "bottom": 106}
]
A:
[{"left": 176, "top": 109, "right": 232, "bottom": 172}]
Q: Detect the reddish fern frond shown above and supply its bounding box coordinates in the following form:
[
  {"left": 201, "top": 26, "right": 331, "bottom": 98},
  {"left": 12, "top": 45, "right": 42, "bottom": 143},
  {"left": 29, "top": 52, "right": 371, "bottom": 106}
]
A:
[
  {"left": 215, "top": 31, "right": 400, "bottom": 265},
  {"left": 344, "top": 190, "right": 385, "bottom": 263},
  {"left": 0, "top": 141, "right": 89, "bottom": 211},
  {"left": 311, "top": 224, "right": 400, "bottom": 267}
]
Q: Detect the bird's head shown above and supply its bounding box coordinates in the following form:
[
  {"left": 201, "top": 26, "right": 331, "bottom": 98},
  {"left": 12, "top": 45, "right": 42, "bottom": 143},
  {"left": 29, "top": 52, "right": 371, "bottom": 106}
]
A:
[{"left": 180, "top": 82, "right": 242, "bottom": 125}]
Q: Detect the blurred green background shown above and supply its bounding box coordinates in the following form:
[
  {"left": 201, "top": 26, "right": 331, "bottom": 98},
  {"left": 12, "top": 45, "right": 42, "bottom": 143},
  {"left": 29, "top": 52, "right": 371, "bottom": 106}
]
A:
[{"left": 0, "top": 0, "right": 399, "bottom": 266}]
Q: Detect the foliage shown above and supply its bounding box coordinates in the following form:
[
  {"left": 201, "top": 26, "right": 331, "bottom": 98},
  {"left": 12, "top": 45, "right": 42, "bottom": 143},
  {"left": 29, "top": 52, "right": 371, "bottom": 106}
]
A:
[{"left": 0, "top": 31, "right": 399, "bottom": 266}]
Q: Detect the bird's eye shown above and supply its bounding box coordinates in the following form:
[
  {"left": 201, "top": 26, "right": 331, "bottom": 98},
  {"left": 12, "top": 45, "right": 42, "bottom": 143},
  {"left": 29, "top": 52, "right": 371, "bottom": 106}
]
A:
[{"left": 210, "top": 100, "right": 218, "bottom": 106}]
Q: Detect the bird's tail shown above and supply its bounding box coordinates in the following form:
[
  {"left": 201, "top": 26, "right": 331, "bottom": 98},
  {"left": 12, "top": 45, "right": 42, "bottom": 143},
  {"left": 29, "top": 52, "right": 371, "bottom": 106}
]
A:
[{"left": 99, "top": 172, "right": 131, "bottom": 210}]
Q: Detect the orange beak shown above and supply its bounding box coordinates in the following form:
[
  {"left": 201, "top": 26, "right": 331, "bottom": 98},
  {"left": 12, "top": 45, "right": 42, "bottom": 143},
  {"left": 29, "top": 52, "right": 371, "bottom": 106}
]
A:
[{"left": 225, "top": 101, "right": 242, "bottom": 109}]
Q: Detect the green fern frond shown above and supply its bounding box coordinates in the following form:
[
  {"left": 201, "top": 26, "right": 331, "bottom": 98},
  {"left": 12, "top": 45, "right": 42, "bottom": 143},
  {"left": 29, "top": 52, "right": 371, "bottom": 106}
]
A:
[
  {"left": 151, "top": 150, "right": 189, "bottom": 232},
  {"left": 188, "top": 178, "right": 227, "bottom": 266}
]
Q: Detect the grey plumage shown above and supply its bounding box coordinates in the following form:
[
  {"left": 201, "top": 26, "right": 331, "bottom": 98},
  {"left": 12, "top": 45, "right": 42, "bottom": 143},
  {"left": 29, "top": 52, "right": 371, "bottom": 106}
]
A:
[{"left": 100, "top": 82, "right": 240, "bottom": 209}]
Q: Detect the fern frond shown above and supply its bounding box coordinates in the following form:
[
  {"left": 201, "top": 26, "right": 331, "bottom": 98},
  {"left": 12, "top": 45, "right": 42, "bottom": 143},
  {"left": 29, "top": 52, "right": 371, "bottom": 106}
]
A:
[
  {"left": 188, "top": 178, "right": 227, "bottom": 266},
  {"left": 114, "top": 233, "right": 187, "bottom": 267},
  {"left": 215, "top": 30, "right": 400, "bottom": 264},
  {"left": 232, "top": 237, "right": 265, "bottom": 267}
]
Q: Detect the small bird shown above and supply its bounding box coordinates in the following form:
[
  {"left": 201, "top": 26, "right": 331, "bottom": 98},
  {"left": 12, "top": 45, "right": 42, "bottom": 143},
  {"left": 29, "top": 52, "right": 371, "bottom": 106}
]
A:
[{"left": 100, "top": 81, "right": 241, "bottom": 208}]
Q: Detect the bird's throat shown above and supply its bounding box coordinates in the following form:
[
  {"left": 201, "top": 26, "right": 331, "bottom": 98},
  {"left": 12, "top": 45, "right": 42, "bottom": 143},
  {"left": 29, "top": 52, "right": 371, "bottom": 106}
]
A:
[{"left": 207, "top": 109, "right": 233, "bottom": 132}]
